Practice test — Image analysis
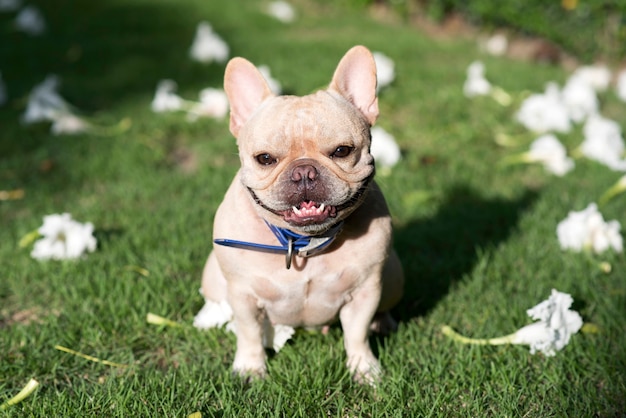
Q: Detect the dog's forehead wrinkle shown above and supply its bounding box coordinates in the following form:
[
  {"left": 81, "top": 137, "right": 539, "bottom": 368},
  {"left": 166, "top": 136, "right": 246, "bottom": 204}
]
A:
[
  {"left": 285, "top": 107, "right": 321, "bottom": 149},
  {"left": 247, "top": 100, "right": 353, "bottom": 158}
]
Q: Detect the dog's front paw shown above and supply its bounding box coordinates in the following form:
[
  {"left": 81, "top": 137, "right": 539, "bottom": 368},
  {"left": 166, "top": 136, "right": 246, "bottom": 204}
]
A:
[
  {"left": 233, "top": 352, "right": 267, "bottom": 382},
  {"left": 347, "top": 353, "right": 382, "bottom": 385},
  {"left": 232, "top": 365, "right": 267, "bottom": 383}
]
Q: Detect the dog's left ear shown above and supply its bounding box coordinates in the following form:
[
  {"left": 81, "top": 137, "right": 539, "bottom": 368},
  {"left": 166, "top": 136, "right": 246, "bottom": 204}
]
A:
[
  {"left": 328, "top": 46, "right": 379, "bottom": 126},
  {"left": 224, "top": 57, "right": 274, "bottom": 137}
]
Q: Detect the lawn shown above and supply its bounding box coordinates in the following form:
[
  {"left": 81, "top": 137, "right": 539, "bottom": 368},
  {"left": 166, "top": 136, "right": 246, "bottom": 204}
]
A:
[{"left": 1, "top": 0, "right": 625, "bottom": 416}]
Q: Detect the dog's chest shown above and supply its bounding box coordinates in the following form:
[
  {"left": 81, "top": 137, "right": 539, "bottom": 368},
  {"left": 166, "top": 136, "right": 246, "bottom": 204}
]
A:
[{"left": 251, "top": 259, "right": 360, "bottom": 327}]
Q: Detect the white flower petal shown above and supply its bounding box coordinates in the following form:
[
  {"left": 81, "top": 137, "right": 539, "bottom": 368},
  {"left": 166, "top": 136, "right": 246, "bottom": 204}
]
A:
[
  {"left": 193, "top": 299, "right": 294, "bottom": 351},
  {"left": 511, "top": 322, "right": 554, "bottom": 348},
  {"left": 580, "top": 114, "right": 626, "bottom": 171},
  {"left": 527, "top": 134, "right": 574, "bottom": 176},
  {"left": 463, "top": 61, "right": 491, "bottom": 98},
  {"left": 516, "top": 83, "right": 571, "bottom": 133},
  {"left": 15, "top": 5, "right": 46, "bottom": 36},
  {"left": 556, "top": 203, "right": 623, "bottom": 253},
  {"left": 257, "top": 65, "right": 282, "bottom": 95},
  {"left": 38, "top": 213, "right": 72, "bottom": 236},
  {"left": 64, "top": 222, "right": 96, "bottom": 258},
  {"left": 373, "top": 52, "right": 395, "bottom": 91},
  {"left": 572, "top": 65, "right": 612, "bottom": 92},
  {"left": 31, "top": 213, "right": 97, "bottom": 260},
  {"left": 518, "top": 289, "right": 583, "bottom": 356},
  {"left": 562, "top": 74, "right": 599, "bottom": 123},
  {"left": 51, "top": 113, "right": 90, "bottom": 135},
  {"left": 31, "top": 236, "right": 66, "bottom": 260},
  {"left": 266, "top": 1, "right": 296, "bottom": 23},
  {"left": 484, "top": 33, "right": 508, "bottom": 56},
  {"left": 189, "top": 21, "right": 229, "bottom": 64},
  {"left": 0, "top": 0, "right": 22, "bottom": 12},
  {"left": 370, "top": 126, "right": 401, "bottom": 168},
  {"left": 151, "top": 79, "right": 184, "bottom": 113},
  {"left": 262, "top": 319, "right": 294, "bottom": 352},
  {"left": 22, "top": 75, "right": 70, "bottom": 124},
  {"left": 187, "top": 87, "right": 229, "bottom": 120},
  {"left": 193, "top": 299, "right": 233, "bottom": 329}
]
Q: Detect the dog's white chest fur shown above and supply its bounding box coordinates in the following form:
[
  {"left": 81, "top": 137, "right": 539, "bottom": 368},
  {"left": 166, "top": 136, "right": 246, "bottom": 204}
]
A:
[{"left": 250, "top": 258, "right": 357, "bottom": 327}]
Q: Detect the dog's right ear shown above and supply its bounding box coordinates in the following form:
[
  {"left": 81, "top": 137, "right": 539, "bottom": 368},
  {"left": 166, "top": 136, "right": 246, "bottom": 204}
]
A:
[
  {"left": 224, "top": 58, "right": 274, "bottom": 137},
  {"left": 328, "top": 45, "right": 379, "bottom": 126}
]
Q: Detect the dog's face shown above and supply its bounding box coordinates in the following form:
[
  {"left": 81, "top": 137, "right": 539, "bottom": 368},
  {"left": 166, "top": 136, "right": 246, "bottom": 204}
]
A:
[
  {"left": 236, "top": 92, "right": 375, "bottom": 234},
  {"left": 224, "top": 46, "right": 379, "bottom": 235}
]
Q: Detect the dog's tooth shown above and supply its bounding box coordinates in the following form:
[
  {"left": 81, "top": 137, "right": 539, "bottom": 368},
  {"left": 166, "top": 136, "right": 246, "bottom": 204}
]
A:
[
  {"left": 293, "top": 206, "right": 302, "bottom": 216},
  {"left": 318, "top": 203, "right": 325, "bottom": 213}
]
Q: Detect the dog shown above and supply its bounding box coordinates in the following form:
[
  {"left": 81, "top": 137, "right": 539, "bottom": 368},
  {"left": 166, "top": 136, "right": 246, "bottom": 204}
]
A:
[{"left": 195, "top": 45, "right": 404, "bottom": 383}]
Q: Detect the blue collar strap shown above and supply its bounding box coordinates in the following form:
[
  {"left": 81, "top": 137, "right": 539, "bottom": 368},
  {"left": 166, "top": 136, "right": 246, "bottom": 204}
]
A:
[{"left": 214, "top": 221, "right": 344, "bottom": 269}]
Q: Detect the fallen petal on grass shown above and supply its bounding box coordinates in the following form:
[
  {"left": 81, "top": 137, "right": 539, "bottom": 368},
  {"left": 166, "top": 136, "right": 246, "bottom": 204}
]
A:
[
  {"left": 29, "top": 213, "right": 97, "bottom": 260},
  {"left": 499, "top": 153, "right": 533, "bottom": 167},
  {"left": 494, "top": 133, "right": 524, "bottom": 148},
  {"left": 0, "top": 378, "right": 39, "bottom": 410},
  {"left": 54, "top": 345, "right": 128, "bottom": 368},
  {"left": 88, "top": 117, "right": 132, "bottom": 136},
  {"left": 124, "top": 265, "right": 150, "bottom": 277},
  {"left": 441, "top": 325, "right": 517, "bottom": 346},
  {"left": 500, "top": 136, "right": 575, "bottom": 176},
  {"left": 581, "top": 323, "right": 600, "bottom": 334},
  {"left": 490, "top": 86, "right": 512, "bottom": 106},
  {"left": 146, "top": 312, "right": 184, "bottom": 328},
  {"left": 557, "top": 203, "right": 623, "bottom": 254},
  {"left": 443, "top": 290, "right": 583, "bottom": 356},
  {"left": 0, "top": 189, "right": 25, "bottom": 201},
  {"left": 598, "top": 174, "right": 626, "bottom": 208},
  {"left": 598, "top": 261, "right": 612, "bottom": 274},
  {"left": 18, "top": 229, "right": 41, "bottom": 249}
]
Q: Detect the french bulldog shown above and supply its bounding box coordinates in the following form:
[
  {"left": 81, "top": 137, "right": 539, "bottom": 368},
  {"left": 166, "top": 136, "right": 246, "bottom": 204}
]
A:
[{"left": 197, "top": 45, "right": 404, "bottom": 383}]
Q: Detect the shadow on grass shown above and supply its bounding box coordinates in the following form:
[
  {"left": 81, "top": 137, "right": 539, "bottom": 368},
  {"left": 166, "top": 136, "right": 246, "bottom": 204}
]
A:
[{"left": 393, "top": 184, "right": 538, "bottom": 321}]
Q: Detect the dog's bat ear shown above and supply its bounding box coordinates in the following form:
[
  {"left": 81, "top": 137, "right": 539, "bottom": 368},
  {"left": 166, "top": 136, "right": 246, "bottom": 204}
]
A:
[
  {"left": 224, "top": 57, "right": 274, "bottom": 137},
  {"left": 328, "top": 45, "right": 379, "bottom": 126}
]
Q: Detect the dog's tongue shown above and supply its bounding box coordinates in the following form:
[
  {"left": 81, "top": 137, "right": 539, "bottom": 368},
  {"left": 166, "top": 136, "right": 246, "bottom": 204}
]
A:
[
  {"left": 293, "top": 201, "right": 325, "bottom": 217},
  {"left": 299, "top": 201, "right": 320, "bottom": 211},
  {"left": 284, "top": 201, "right": 336, "bottom": 225}
]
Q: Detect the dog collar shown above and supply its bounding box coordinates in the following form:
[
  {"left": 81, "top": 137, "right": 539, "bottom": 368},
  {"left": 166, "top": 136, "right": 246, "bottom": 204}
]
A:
[{"left": 214, "top": 221, "right": 344, "bottom": 269}]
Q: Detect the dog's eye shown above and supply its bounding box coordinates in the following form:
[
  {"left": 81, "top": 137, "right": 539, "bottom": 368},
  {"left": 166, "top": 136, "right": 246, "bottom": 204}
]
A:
[
  {"left": 331, "top": 146, "right": 353, "bottom": 159},
  {"left": 255, "top": 153, "right": 277, "bottom": 166}
]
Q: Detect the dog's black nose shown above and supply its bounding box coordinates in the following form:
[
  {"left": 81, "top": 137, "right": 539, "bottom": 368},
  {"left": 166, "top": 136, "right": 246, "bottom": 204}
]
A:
[{"left": 291, "top": 164, "right": 318, "bottom": 184}]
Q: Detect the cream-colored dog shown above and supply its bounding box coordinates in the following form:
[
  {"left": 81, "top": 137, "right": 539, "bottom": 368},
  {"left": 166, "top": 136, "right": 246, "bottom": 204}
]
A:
[{"left": 195, "top": 45, "right": 404, "bottom": 383}]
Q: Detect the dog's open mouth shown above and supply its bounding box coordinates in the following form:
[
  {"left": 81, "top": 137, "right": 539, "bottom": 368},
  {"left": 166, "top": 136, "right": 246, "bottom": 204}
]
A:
[
  {"left": 247, "top": 177, "right": 371, "bottom": 228},
  {"left": 282, "top": 201, "right": 337, "bottom": 225}
]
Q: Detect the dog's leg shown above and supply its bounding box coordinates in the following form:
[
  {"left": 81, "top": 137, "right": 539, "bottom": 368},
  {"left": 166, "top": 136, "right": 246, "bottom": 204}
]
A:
[
  {"left": 200, "top": 251, "right": 228, "bottom": 301},
  {"left": 200, "top": 253, "right": 267, "bottom": 379},
  {"left": 229, "top": 292, "right": 267, "bottom": 380},
  {"left": 339, "top": 278, "right": 382, "bottom": 384},
  {"left": 370, "top": 249, "right": 404, "bottom": 335}
]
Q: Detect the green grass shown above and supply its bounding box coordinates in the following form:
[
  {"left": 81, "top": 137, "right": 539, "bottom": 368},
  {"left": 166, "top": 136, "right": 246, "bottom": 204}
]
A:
[{"left": 1, "top": 0, "right": 625, "bottom": 416}]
